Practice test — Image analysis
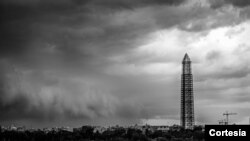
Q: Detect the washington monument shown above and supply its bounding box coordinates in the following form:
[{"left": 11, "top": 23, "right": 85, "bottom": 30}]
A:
[{"left": 181, "top": 53, "right": 194, "bottom": 129}]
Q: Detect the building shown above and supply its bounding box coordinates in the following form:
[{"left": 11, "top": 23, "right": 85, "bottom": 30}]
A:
[
  {"left": 156, "top": 126, "right": 170, "bottom": 132},
  {"left": 93, "top": 126, "right": 107, "bottom": 133},
  {"left": 181, "top": 53, "right": 194, "bottom": 129}
]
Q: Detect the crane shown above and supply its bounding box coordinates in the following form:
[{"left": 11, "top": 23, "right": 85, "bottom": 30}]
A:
[{"left": 223, "top": 111, "right": 237, "bottom": 125}]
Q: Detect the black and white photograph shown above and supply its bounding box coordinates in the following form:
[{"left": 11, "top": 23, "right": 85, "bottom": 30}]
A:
[{"left": 1, "top": 0, "right": 250, "bottom": 140}]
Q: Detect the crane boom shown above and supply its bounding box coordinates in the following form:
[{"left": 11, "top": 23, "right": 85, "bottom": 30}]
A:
[{"left": 223, "top": 111, "right": 237, "bottom": 125}]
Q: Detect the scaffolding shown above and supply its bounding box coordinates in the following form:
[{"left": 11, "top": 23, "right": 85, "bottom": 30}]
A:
[{"left": 181, "top": 53, "right": 194, "bottom": 129}]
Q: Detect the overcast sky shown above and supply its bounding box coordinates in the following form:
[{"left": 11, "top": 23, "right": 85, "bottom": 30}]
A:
[{"left": 1, "top": 0, "right": 250, "bottom": 128}]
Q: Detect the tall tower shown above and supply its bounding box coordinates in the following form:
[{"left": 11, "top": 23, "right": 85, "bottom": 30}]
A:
[{"left": 181, "top": 53, "right": 194, "bottom": 129}]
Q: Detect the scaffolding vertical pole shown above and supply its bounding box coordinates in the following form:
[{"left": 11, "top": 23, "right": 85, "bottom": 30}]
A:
[{"left": 181, "top": 53, "right": 194, "bottom": 129}]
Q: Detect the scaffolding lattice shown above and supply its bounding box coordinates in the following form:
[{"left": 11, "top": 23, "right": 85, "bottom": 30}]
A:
[{"left": 181, "top": 53, "right": 194, "bottom": 129}]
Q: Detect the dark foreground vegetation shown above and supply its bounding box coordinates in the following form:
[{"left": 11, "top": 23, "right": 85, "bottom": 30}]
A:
[{"left": 0, "top": 126, "right": 204, "bottom": 141}]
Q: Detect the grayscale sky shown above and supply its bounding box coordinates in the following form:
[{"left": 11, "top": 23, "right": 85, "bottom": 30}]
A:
[{"left": 1, "top": 0, "right": 250, "bottom": 128}]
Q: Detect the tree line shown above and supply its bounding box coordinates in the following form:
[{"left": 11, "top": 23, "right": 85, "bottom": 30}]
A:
[{"left": 0, "top": 126, "right": 204, "bottom": 141}]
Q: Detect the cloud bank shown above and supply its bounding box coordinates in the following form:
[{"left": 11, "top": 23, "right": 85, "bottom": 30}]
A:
[{"left": 1, "top": 0, "right": 250, "bottom": 127}]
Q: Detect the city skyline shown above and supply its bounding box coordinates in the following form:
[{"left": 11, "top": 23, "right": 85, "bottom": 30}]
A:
[{"left": 1, "top": 0, "right": 250, "bottom": 128}]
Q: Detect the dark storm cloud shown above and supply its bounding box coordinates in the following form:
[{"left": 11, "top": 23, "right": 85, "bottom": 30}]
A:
[
  {"left": 202, "top": 45, "right": 250, "bottom": 80},
  {"left": 195, "top": 62, "right": 250, "bottom": 82},
  {"left": 209, "top": 0, "right": 250, "bottom": 9},
  {"left": 82, "top": 0, "right": 186, "bottom": 9},
  {"left": 1, "top": 0, "right": 250, "bottom": 127},
  {"left": 0, "top": 93, "right": 65, "bottom": 121},
  {"left": 206, "top": 50, "right": 221, "bottom": 61},
  {"left": 204, "top": 68, "right": 250, "bottom": 80},
  {"left": 0, "top": 0, "right": 187, "bottom": 62}
]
